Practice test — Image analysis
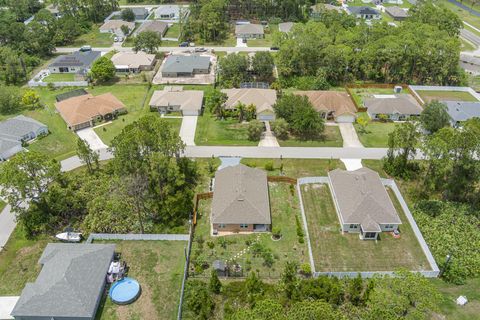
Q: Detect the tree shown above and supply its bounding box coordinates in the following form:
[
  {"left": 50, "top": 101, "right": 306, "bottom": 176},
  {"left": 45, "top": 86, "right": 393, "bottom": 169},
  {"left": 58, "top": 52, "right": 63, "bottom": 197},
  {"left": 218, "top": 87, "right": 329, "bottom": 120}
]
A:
[
  {"left": 356, "top": 115, "right": 369, "bottom": 134},
  {"left": 0, "top": 85, "right": 23, "bottom": 114},
  {"left": 245, "top": 271, "right": 263, "bottom": 304},
  {"left": 76, "top": 138, "right": 99, "bottom": 174},
  {"left": 248, "top": 120, "right": 264, "bottom": 141},
  {"left": 384, "top": 121, "right": 421, "bottom": 177},
  {"left": 420, "top": 101, "right": 451, "bottom": 133},
  {"left": 252, "top": 51, "right": 275, "bottom": 82},
  {"left": 209, "top": 269, "right": 222, "bottom": 294},
  {"left": 273, "top": 94, "right": 298, "bottom": 123},
  {"left": 287, "top": 301, "right": 344, "bottom": 320},
  {"left": 21, "top": 89, "right": 40, "bottom": 109},
  {"left": 0, "top": 151, "right": 61, "bottom": 237},
  {"left": 90, "top": 56, "right": 115, "bottom": 83},
  {"left": 291, "top": 101, "right": 324, "bottom": 140},
  {"left": 281, "top": 261, "right": 298, "bottom": 299},
  {"left": 218, "top": 53, "right": 249, "bottom": 87},
  {"left": 133, "top": 31, "right": 161, "bottom": 54},
  {"left": 121, "top": 8, "right": 135, "bottom": 21},
  {"left": 120, "top": 24, "right": 130, "bottom": 36},
  {"left": 271, "top": 118, "right": 289, "bottom": 140},
  {"left": 206, "top": 89, "right": 227, "bottom": 119},
  {"left": 183, "top": 280, "right": 214, "bottom": 320}
]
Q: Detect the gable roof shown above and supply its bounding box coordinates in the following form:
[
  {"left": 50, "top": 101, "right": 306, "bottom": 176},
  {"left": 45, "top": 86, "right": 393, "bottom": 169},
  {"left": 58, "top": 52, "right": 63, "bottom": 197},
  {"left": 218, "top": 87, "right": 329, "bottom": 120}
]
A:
[
  {"left": 212, "top": 164, "right": 271, "bottom": 225},
  {"left": 385, "top": 6, "right": 409, "bottom": 18},
  {"left": 100, "top": 20, "right": 135, "bottom": 31},
  {"left": 311, "top": 3, "right": 344, "bottom": 13},
  {"left": 149, "top": 86, "right": 204, "bottom": 112},
  {"left": 155, "top": 5, "right": 184, "bottom": 18},
  {"left": 328, "top": 168, "right": 401, "bottom": 232},
  {"left": 442, "top": 100, "right": 480, "bottom": 123},
  {"left": 136, "top": 20, "right": 168, "bottom": 35},
  {"left": 0, "top": 137, "right": 21, "bottom": 155},
  {"left": 221, "top": 88, "right": 277, "bottom": 114},
  {"left": 55, "top": 89, "right": 88, "bottom": 102},
  {"left": 278, "top": 22, "right": 294, "bottom": 33},
  {"left": 293, "top": 91, "right": 356, "bottom": 116},
  {"left": 364, "top": 94, "right": 422, "bottom": 115},
  {"left": 235, "top": 24, "right": 264, "bottom": 35},
  {"left": 111, "top": 52, "right": 156, "bottom": 69},
  {"left": 162, "top": 55, "right": 211, "bottom": 73},
  {"left": 125, "top": 7, "right": 149, "bottom": 18},
  {"left": 0, "top": 115, "right": 47, "bottom": 141},
  {"left": 55, "top": 93, "right": 126, "bottom": 127},
  {"left": 11, "top": 243, "right": 115, "bottom": 318},
  {"left": 49, "top": 51, "right": 101, "bottom": 69},
  {"left": 347, "top": 6, "right": 380, "bottom": 16}
]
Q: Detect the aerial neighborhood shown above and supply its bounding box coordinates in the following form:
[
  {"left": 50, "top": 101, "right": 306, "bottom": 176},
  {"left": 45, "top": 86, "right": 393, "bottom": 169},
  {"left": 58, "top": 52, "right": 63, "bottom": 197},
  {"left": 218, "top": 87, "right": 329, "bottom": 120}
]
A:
[{"left": 1, "top": 0, "right": 480, "bottom": 320}]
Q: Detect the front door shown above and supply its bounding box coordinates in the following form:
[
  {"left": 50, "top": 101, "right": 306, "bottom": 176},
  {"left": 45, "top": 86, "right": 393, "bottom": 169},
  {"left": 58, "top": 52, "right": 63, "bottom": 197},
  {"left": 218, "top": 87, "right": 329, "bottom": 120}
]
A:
[{"left": 59, "top": 67, "right": 69, "bottom": 73}]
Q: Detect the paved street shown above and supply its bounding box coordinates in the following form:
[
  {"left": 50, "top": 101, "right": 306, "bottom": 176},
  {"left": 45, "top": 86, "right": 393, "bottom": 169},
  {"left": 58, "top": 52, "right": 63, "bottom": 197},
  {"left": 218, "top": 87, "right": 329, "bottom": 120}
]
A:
[
  {"left": 55, "top": 46, "right": 272, "bottom": 53},
  {"left": 460, "top": 28, "right": 480, "bottom": 47}
]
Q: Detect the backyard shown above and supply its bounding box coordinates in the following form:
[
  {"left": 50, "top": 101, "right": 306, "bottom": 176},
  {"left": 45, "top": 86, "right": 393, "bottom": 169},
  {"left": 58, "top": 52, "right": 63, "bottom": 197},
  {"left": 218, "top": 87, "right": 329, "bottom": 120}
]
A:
[
  {"left": 301, "top": 183, "right": 431, "bottom": 272},
  {"left": 415, "top": 90, "right": 479, "bottom": 103},
  {"left": 164, "top": 23, "right": 181, "bottom": 39},
  {"left": 42, "top": 73, "right": 77, "bottom": 82},
  {"left": 191, "top": 182, "right": 309, "bottom": 279},
  {"left": 348, "top": 87, "right": 401, "bottom": 107},
  {"left": 354, "top": 120, "right": 397, "bottom": 147},
  {"left": 96, "top": 240, "right": 186, "bottom": 320}
]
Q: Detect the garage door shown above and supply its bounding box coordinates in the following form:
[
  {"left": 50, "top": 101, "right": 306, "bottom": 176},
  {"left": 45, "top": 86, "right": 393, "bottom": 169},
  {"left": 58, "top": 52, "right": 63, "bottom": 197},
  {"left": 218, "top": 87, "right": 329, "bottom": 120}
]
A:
[
  {"left": 258, "top": 114, "right": 275, "bottom": 121},
  {"left": 336, "top": 114, "right": 355, "bottom": 123}
]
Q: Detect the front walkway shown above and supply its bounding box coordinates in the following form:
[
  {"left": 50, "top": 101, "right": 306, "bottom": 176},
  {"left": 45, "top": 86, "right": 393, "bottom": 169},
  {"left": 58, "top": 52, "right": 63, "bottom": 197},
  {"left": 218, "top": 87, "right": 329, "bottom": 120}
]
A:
[
  {"left": 236, "top": 37, "right": 247, "bottom": 47},
  {"left": 76, "top": 128, "right": 108, "bottom": 150},
  {"left": 258, "top": 121, "right": 279, "bottom": 147},
  {"left": 179, "top": 116, "right": 198, "bottom": 146}
]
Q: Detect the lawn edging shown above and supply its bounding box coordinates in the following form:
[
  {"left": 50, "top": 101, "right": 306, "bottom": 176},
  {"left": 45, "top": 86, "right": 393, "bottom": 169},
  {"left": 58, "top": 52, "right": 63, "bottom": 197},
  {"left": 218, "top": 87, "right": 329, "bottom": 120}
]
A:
[{"left": 297, "top": 177, "right": 440, "bottom": 279}]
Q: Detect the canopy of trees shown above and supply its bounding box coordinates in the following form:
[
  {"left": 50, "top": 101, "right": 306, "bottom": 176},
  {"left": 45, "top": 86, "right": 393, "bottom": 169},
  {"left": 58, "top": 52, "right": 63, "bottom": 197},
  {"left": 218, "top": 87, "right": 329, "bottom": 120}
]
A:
[{"left": 183, "top": 0, "right": 229, "bottom": 43}]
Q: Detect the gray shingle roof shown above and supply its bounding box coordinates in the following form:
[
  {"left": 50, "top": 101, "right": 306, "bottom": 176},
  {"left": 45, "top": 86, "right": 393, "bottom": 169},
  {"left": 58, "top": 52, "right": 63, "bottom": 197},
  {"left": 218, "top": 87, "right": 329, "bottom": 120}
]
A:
[
  {"left": 364, "top": 94, "right": 422, "bottom": 115},
  {"left": 150, "top": 86, "right": 204, "bottom": 112},
  {"left": 278, "top": 22, "right": 294, "bottom": 33},
  {"left": 12, "top": 243, "right": 115, "bottom": 318},
  {"left": 442, "top": 100, "right": 480, "bottom": 123},
  {"left": 347, "top": 6, "right": 380, "bottom": 16},
  {"left": 385, "top": 6, "right": 409, "bottom": 18},
  {"left": 328, "top": 168, "right": 401, "bottom": 232},
  {"left": 0, "top": 137, "right": 21, "bottom": 155},
  {"left": 0, "top": 115, "right": 47, "bottom": 141},
  {"left": 162, "top": 55, "right": 211, "bottom": 73},
  {"left": 136, "top": 20, "right": 168, "bottom": 35},
  {"left": 212, "top": 164, "right": 271, "bottom": 225},
  {"left": 49, "top": 51, "right": 101, "bottom": 68},
  {"left": 235, "top": 24, "right": 264, "bottom": 35}
]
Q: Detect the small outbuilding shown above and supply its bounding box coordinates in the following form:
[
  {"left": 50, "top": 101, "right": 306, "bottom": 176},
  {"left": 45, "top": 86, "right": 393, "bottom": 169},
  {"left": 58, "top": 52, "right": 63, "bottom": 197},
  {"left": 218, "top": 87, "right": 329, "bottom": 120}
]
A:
[{"left": 213, "top": 260, "right": 227, "bottom": 277}]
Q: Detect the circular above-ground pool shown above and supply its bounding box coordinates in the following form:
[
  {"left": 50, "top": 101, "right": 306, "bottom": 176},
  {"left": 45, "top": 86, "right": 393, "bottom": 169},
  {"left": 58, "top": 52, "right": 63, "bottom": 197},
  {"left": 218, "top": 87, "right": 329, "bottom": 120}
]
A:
[{"left": 109, "top": 277, "right": 141, "bottom": 305}]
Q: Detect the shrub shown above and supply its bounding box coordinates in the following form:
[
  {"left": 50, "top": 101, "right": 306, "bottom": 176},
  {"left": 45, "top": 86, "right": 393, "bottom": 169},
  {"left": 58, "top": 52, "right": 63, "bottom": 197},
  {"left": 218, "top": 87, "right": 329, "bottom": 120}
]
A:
[
  {"left": 264, "top": 161, "right": 274, "bottom": 171},
  {"left": 300, "top": 263, "right": 312, "bottom": 277},
  {"left": 248, "top": 120, "right": 264, "bottom": 141},
  {"left": 207, "top": 241, "right": 215, "bottom": 249},
  {"left": 271, "top": 118, "right": 289, "bottom": 140},
  {"left": 295, "top": 215, "right": 304, "bottom": 244},
  {"left": 272, "top": 226, "right": 282, "bottom": 239},
  {"left": 209, "top": 269, "right": 222, "bottom": 294}
]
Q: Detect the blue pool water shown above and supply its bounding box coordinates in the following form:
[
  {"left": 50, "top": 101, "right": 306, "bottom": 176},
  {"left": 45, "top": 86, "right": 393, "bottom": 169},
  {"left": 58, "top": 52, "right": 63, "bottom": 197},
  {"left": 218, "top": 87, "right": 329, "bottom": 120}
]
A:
[{"left": 109, "top": 277, "right": 141, "bottom": 305}]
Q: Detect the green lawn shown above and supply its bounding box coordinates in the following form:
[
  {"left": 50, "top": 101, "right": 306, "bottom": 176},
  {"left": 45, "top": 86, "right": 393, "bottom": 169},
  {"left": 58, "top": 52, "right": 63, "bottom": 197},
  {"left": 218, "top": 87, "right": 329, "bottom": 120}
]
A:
[
  {"left": 461, "top": 38, "right": 477, "bottom": 51},
  {"left": 415, "top": 90, "right": 479, "bottom": 103},
  {"left": 0, "top": 200, "right": 6, "bottom": 213},
  {"left": 468, "top": 74, "right": 480, "bottom": 91},
  {"left": 192, "top": 182, "right": 308, "bottom": 279},
  {"left": 301, "top": 183, "right": 430, "bottom": 272},
  {"left": 277, "top": 126, "right": 343, "bottom": 147},
  {"left": 432, "top": 278, "right": 480, "bottom": 320},
  {"left": 95, "top": 240, "right": 186, "bottom": 320},
  {"left": 42, "top": 73, "right": 76, "bottom": 82},
  {"left": 164, "top": 23, "right": 181, "bottom": 39},
  {"left": 0, "top": 227, "right": 49, "bottom": 295},
  {"left": 240, "top": 158, "right": 344, "bottom": 178},
  {"left": 195, "top": 113, "right": 258, "bottom": 146},
  {"left": 354, "top": 121, "right": 397, "bottom": 147},
  {"left": 349, "top": 87, "right": 398, "bottom": 107},
  {"left": 440, "top": 0, "right": 480, "bottom": 30},
  {"left": 63, "top": 26, "right": 114, "bottom": 47},
  {"left": 248, "top": 32, "right": 273, "bottom": 47}
]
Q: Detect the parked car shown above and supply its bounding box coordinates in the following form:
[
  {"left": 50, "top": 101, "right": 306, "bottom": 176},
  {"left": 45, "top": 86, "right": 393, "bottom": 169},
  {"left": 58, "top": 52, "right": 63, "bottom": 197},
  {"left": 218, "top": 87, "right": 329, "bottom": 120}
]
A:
[
  {"left": 179, "top": 42, "right": 189, "bottom": 47},
  {"left": 79, "top": 45, "right": 92, "bottom": 52},
  {"left": 195, "top": 47, "right": 207, "bottom": 52},
  {"left": 270, "top": 47, "right": 279, "bottom": 51}
]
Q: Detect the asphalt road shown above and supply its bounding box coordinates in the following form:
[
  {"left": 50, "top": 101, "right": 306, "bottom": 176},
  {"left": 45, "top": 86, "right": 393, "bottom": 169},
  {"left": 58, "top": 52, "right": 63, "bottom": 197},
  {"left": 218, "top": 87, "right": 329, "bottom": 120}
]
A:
[
  {"left": 460, "top": 28, "right": 480, "bottom": 47},
  {"left": 55, "top": 46, "right": 272, "bottom": 53}
]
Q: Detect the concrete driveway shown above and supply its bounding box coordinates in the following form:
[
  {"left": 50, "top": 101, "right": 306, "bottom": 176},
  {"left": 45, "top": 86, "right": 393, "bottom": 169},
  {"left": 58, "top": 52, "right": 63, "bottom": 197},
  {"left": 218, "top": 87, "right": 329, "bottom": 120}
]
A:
[
  {"left": 338, "top": 123, "right": 363, "bottom": 148},
  {"left": 236, "top": 38, "right": 247, "bottom": 47},
  {"left": 258, "top": 122, "right": 279, "bottom": 147},
  {"left": 76, "top": 128, "right": 108, "bottom": 150},
  {"left": 179, "top": 116, "right": 198, "bottom": 146},
  {"left": 0, "top": 204, "right": 16, "bottom": 251}
]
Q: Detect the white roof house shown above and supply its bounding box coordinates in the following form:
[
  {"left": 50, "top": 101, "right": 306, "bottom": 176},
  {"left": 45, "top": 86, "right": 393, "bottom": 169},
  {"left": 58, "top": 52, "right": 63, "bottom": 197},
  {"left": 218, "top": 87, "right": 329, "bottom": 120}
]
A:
[{"left": 111, "top": 52, "right": 156, "bottom": 71}]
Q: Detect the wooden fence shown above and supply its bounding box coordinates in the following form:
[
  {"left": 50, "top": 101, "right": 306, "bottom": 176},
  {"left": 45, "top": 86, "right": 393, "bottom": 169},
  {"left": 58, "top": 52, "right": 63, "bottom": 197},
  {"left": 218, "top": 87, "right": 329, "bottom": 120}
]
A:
[
  {"left": 192, "top": 192, "right": 213, "bottom": 226},
  {"left": 267, "top": 176, "right": 297, "bottom": 184}
]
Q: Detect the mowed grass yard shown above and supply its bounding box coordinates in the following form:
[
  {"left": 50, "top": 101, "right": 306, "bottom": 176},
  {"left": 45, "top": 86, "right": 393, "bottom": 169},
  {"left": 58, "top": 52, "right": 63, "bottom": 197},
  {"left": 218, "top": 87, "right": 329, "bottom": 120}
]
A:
[
  {"left": 195, "top": 112, "right": 257, "bottom": 146},
  {"left": 42, "top": 73, "right": 77, "bottom": 82},
  {"left": 277, "top": 126, "right": 343, "bottom": 147},
  {"left": 301, "top": 183, "right": 431, "bottom": 272},
  {"left": 96, "top": 241, "right": 186, "bottom": 320},
  {"left": 192, "top": 183, "right": 308, "bottom": 279},
  {"left": 415, "top": 90, "right": 479, "bottom": 103},
  {"left": 354, "top": 121, "right": 397, "bottom": 147},
  {"left": 63, "top": 26, "right": 114, "bottom": 48},
  {"left": 432, "top": 277, "right": 480, "bottom": 320},
  {"left": 240, "top": 158, "right": 344, "bottom": 177}
]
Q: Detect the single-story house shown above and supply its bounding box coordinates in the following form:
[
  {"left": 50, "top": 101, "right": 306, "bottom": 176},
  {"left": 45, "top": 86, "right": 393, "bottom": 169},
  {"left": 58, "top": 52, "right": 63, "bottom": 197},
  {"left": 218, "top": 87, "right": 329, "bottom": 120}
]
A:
[
  {"left": 48, "top": 50, "right": 101, "bottom": 74},
  {"left": 221, "top": 88, "right": 277, "bottom": 121},
  {"left": 385, "top": 6, "right": 409, "bottom": 21},
  {"left": 0, "top": 138, "right": 22, "bottom": 162},
  {"left": 154, "top": 5, "right": 189, "bottom": 21},
  {"left": 364, "top": 94, "right": 423, "bottom": 121},
  {"left": 55, "top": 89, "right": 88, "bottom": 102},
  {"left": 11, "top": 243, "right": 115, "bottom": 320},
  {"left": 346, "top": 6, "right": 381, "bottom": 20},
  {"left": 55, "top": 93, "right": 127, "bottom": 131},
  {"left": 161, "top": 54, "right": 211, "bottom": 77},
  {"left": 149, "top": 86, "right": 204, "bottom": 115},
  {"left": 328, "top": 168, "right": 402, "bottom": 240},
  {"left": 310, "top": 3, "right": 344, "bottom": 18},
  {"left": 111, "top": 51, "right": 156, "bottom": 73},
  {"left": 235, "top": 23, "right": 264, "bottom": 39},
  {"left": 278, "top": 22, "right": 294, "bottom": 33},
  {"left": 293, "top": 91, "right": 357, "bottom": 123},
  {"left": 0, "top": 115, "right": 48, "bottom": 142},
  {"left": 123, "top": 7, "right": 149, "bottom": 20},
  {"left": 212, "top": 164, "right": 271, "bottom": 234},
  {"left": 135, "top": 20, "right": 168, "bottom": 37},
  {"left": 46, "top": 4, "right": 61, "bottom": 18},
  {"left": 99, "top": 20, "right": 135, "bottom": 35},
  {"left": 441, "top": 100, "right": 480, "bottom": 127}
]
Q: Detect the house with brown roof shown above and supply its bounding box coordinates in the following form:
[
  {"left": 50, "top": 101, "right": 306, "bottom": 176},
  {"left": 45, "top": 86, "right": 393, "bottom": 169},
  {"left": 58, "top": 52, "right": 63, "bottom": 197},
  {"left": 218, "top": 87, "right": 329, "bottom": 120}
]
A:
[
  {"left": 55, "top": 93, "right": 127, "bottom": 131},
  {"left": 328, "top": 168, "right": 401, "bottom": 240},
  {"left": 111, "top": 52, "right": 156, "bottom": 73},
  {"left": 293, "top": 91, "right": 357, "bottom": 123},
  {"left": 221, "top": 88, "right": 277, "bottom": 121},
  {"left": 149, "top": 86, "right": 204, "bottom": 116},
  {"left": 364, "top": 94, "right": 422, "bottom": 121},
  {"left": 212, "top": 164, "right": 271, "bottom": 234},
  {"left": 235, "top": 24, "right": 264, "bottom": 39},
  {"left": 99, "top": 20, "right": 135, "bottom": 35}
]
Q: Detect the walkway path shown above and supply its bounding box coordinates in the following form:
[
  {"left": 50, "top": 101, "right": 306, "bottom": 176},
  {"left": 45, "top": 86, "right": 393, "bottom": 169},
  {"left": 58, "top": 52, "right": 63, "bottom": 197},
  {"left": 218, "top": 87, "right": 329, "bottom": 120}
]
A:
[
  {"left": 258, "top": 122, "right": 279, "bottom": 147},
  {"left": 179, "top": 116, "right": 198, "bottom": 146}
]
